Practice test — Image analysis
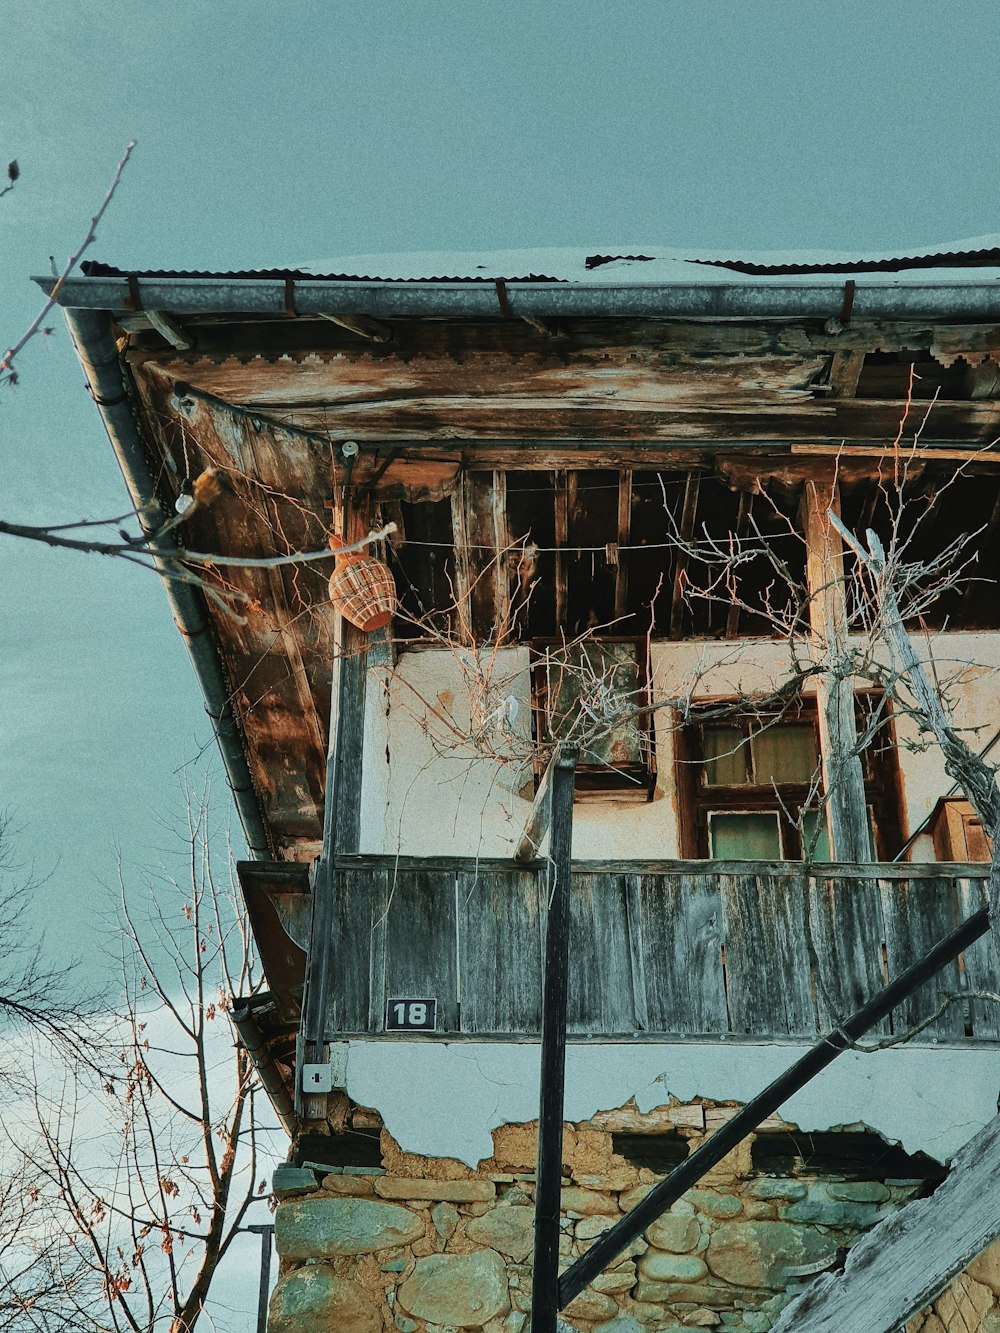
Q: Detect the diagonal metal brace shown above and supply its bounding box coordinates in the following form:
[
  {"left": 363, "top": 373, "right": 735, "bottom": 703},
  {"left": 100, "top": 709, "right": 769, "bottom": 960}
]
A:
[{"left": 558, "top": 901, "right": 991, "bottom": 1308}]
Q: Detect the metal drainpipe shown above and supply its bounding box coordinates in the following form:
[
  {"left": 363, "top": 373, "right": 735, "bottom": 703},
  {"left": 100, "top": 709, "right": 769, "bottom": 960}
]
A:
[
  {"left": 231, "top": 1002, "right": 296, "bottom": 1139},
  {"left": 63, "top": 307, "right": 271, "bottom": 859}
]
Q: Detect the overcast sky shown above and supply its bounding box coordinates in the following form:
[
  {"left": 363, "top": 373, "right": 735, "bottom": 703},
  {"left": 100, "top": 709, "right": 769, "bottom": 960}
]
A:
[{"left": 2, "top": 2, "right": 999, "bottom": 1323}]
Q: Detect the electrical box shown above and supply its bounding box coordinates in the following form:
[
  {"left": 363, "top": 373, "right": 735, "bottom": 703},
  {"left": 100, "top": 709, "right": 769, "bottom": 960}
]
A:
[{"left": 301, "top": 1063, "right": 334, "bottom": 1094}]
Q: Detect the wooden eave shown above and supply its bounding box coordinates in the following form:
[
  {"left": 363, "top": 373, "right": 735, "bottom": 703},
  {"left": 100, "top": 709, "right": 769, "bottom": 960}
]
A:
[{"left": 119, "top": 312, "right": 1000, "bottom": 860}]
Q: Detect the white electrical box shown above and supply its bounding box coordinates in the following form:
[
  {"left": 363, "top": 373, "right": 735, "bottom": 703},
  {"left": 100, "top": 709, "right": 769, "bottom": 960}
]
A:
[{"left": 302, "top": 1063, "right": 334, "bottom": 1094}]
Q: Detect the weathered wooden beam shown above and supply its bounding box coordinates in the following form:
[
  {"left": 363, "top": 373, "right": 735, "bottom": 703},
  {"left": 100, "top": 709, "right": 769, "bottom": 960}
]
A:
[
  {"left": 802, "top": 468, "right": 873, "bottom": 861},
  {"left": 146, "top": 309, "right": 195, "bottom": 351},
  {"left": 827, "top": 348, "right": 865, "bottom": 398},
  {"left": 725, "top": 490, "right": 750, "bottom": 639},
  {"left": 299, "top": 500, "right": 370, "bottom": 1114},
  {"left": 318, "top": 312, "right": 393, "bottom": 343},
  {"left": 614, "top": 469, "right": 632, "bottom": 620},
  {"left": 514, "top": 749, "right": 559, "bottom": 862},
  {"left": 771, "top": 1111, "right": 1000, "bottom": 1333},
  {"left": 554, "top": 471, "right": 569, "bottom": 629},
  {"left": 531, "top": 746, "right": 578, "bottom": 1333},
  {"left": 669, "top": 472, "right": 700, "bottom": 639}
]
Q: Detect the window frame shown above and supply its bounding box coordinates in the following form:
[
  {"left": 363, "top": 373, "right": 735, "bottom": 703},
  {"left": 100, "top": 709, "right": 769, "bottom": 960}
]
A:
[
  {"left": 674, "top": 694, "right": 903, "bottom": 860},
  {"left": 529, "top": 636, "right": 657, "bottom": 802}
]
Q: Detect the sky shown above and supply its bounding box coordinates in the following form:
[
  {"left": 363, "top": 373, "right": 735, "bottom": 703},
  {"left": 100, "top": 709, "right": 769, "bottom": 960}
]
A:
[{"left": 2, "top": 1, "right": 1000, "bottom": 1323}]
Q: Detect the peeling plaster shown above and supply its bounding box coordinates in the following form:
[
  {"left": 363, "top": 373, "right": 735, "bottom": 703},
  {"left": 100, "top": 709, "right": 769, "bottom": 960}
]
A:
[{"left": 341, "top": 1039, "right": 1000, "bottom": 1167}]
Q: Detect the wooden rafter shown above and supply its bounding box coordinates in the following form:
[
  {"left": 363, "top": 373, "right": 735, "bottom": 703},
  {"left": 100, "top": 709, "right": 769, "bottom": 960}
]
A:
[
  {"left": 669, "top": 471, "right": 701, "bottom": 640},
  {"left": 615, "top": 469, "right": 633, "bottom": 620}
]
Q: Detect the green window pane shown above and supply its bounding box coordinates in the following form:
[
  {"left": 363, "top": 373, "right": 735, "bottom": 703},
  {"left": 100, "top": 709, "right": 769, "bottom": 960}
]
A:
[
  {"left": 709, "top": 812, "right": 781, "bottom": 859},
  {"left": 702, "top": 726, "right": 748, "bottom": 785},
  {"left": 752, "top": 723, "right": 819, "bottom": 785},
  {"left": 800, "top": 809, "right": 831, "bottom": 860}
]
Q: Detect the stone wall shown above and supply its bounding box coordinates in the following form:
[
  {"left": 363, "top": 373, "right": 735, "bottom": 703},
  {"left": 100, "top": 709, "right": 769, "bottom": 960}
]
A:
[{"left": 268, "top": 1098, "right": 931, "bottom": 1333}]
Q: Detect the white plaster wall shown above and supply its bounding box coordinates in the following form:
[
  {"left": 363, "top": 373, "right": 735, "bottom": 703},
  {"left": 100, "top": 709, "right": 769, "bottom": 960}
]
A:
[
  {"left": 340, "top": 1038, "right": 1000, "bottom": 1168},
  {"left": 358, "top": 634, "right": 1000, "bottom": 859}
]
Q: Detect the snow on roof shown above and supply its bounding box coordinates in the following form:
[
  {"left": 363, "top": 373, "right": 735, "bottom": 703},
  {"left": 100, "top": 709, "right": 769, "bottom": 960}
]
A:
[{"left": 82, "top": 236, "right": 1000, "bottom": 287}]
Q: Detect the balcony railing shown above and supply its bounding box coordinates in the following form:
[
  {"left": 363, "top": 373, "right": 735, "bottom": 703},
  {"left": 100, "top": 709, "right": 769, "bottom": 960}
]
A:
[{"left": 275, "top": 857, "right": 998, "bottom": 1043}]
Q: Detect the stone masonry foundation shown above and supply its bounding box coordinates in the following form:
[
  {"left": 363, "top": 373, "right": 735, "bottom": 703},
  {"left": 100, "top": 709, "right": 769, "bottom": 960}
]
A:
[{"left": 268, "top": 1097, "right": 976, "bottom": 1333}]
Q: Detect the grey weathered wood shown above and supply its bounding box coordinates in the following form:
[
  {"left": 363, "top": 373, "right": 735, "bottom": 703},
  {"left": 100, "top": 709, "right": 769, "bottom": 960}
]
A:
[
  {"left": 634, "top": 873, "right": 727, "bottom": 1034},
  {"left": 456, "top": 867, "right": 543, "bottom": 1032},
  {"left": 827, "top": 347, "right": 865, "bottom": 398},
  {"left": 566, "top": 873, "right": 636, "bottom": 1034},
  {"left": 802, "top": 471, "right": 873, "bottom": 862},
  {"left": 956, "top": 876, "right": 1000, "bottom": 1038},
  {"left": 380, "top": 871, "right": 459, "bottom": 1032},
  {"left": 514, "top": 750, "right": 557, "bottom": 862},
  {"left": 335, "top": 854, "right": 990, "bottom": 879},
  {"left": 319, "top": 860, "right": 996, "bottom": 1039},
  {"left": 623, "top": 874, "right": 650, "bottom": 1032},
  {"left": 807, "top": 873, "right": 888, "bottom": 1035},
  {"left": 771, "top": 1112, "right": 1000, "bottom": 1333},
  {"left": 722, "top": 873, "right": 815, "bottom": 1035},
  {"left": 326, "top": 867, "right": 383, "bottom": 1033},
  {"left": 879, "top": 875, "right": 965, "bottom": 1040}
]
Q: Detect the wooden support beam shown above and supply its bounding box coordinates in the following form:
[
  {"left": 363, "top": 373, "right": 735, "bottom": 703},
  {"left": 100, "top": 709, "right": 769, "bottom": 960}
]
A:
[
  {"left": 492, "top": 470, "right": 511, "bottom": 634},
  {"left": 614, "top": 469, "right": 632, "bottom": 620},
  {"left": 318, "top": 311, "right": 393, "bottom": 343},
  {"left": 669, "top": 472, "right": 700, "bottom": 639},
  {"left": 146, "top": 309, "right": 195, "bottom": 351},
  {"left": 802, "top": 468, "right": 874, "bottom": 861},
  {"left": 771, "top": 1111, "right": 1000, "bottom": 1333},
  {"left": 514, "top": 748, "right": 559, "bottom": 863},
  {"left": 554, "top": 471, "right": 569, "bottom": 629},
  {"left": 827, "top": 348, "right": 865, "bottom": 398},
  {"left": 725, "top": 491, "right": 750, "bottom": 639},
  {"left": 531, "top": 745, "right": 578, "bottom": 1333},
  {"left": 299, "top": 499, "right": 371, "bottom": 1115}
]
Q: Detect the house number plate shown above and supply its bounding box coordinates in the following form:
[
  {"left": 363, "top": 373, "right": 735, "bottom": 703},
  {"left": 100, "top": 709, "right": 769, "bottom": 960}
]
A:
[{"left": 385, "top": 997, "right": 438, "bottom": 1031}]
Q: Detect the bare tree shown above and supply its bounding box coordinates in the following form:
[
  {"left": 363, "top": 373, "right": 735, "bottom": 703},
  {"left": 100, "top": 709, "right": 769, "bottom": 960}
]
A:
[{"left": 21, "top": 799, "right": 276, "bottom": 1333}]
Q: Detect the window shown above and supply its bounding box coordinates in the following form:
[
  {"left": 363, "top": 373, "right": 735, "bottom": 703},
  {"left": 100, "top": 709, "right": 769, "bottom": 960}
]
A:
[
  {"left": 530, "top": 638, "right": 656, "bottom": 801},
  {"left": 675, "top": 698, "right": 902, "bottom": 859}
]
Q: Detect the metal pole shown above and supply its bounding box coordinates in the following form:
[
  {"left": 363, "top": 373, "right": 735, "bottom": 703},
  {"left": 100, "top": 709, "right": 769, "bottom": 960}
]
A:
[
  {"left": 558, "top": 900, "right": 992, "bottom": 1308},
  {"left": 531, "top": 746, "right": 578, "bottom": 1333},
  {"left": 246, "top": 1223, "right": 274, "bottom": 1332}
]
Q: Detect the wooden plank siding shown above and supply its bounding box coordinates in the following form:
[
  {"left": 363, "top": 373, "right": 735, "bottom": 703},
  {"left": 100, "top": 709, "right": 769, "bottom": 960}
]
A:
[{"left": 317, "top": 858, "right": 997, "bottom": 1041}]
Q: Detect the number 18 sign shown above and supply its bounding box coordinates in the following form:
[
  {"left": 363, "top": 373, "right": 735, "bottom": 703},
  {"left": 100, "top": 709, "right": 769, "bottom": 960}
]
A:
[{"left": 385, "top": 997, "right": 438, "bottom": 1031}]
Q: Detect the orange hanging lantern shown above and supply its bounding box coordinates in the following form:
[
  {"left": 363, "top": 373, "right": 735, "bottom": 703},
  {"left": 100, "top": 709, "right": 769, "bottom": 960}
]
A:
[{"left": 327, "top": 533, "right": 398, "bottom": 632}]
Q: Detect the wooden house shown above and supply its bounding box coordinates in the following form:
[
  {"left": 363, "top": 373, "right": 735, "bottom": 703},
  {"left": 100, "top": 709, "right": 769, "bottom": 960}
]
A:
[{"left": 45, "top": 240, "right": 1000, "bottom": 1332}]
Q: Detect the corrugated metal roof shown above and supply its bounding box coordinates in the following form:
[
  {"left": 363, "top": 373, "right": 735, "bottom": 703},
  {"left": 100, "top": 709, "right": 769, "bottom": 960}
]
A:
[{"left": 81, "top": 237, "right": 1000, "bottom": 285}]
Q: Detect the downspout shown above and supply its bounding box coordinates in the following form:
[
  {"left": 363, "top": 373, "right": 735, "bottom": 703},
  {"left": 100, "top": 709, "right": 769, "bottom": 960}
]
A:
[
  {"left": 63, "top": 307, "right": 271, "bottom": 859},
  {"left": 231, "top": 1000, "right": 296, "bottom": 1139}
]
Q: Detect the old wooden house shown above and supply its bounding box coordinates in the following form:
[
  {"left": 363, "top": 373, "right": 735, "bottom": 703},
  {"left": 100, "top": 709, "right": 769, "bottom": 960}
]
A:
[{"left": 46, "top": 240, "right": 1000, "bottom": 1332}]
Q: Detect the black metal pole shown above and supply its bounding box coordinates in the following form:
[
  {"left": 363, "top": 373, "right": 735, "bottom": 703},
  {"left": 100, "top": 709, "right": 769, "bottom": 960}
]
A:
[
  {"left": 247, "top": 1223, "right": 274, "bottom": 1332},
  {"left": 531, "top": 746, "right": 578, "bottom": 1333},
  {"left": 558, "top": 901, "right": 991, "bottom": 1308}
]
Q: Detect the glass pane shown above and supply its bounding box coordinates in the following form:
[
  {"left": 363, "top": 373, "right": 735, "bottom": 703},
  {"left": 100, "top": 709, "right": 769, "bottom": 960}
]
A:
[
  {"left": 800, "top": 809, "right": 831, "bottom": 860},
  {"left": 709, "top": 812, "right": 782, "bottom": 859},
  {"left": 544, "top": 643, "right": 643, "bottom": 767},
  {"left": 752, "top": 723, "right": 819, "bottom": 785},
  {"left": 702, "top": 726, "right": 748, "bottom": 786}
]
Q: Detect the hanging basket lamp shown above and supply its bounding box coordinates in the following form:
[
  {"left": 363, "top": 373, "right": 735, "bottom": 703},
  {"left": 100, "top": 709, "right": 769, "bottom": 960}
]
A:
[{"left": 327, "top": 533, "right": 398, "bottom": 633}]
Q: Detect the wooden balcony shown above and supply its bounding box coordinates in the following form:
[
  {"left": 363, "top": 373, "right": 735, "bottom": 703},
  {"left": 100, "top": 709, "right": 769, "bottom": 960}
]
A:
[{"left": 269, "top": 857, "right": 999, "bottom": 1043}]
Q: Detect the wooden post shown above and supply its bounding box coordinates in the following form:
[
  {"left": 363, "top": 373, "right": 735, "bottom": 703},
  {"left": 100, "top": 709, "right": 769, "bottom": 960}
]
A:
[
  {"left": 802, "top": 467, "right": 874, "bottom": 861},
  {"left": 299, "top": 498, "right": 371, "bottom": 1112},
  {"left": 531, "top": 745, "right": 577, "bottom": 1333}
]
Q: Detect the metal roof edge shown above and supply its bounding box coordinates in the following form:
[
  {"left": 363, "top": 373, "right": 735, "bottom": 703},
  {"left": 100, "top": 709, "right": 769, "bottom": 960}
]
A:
[{"left": 33, "top": 274, "right": 1000, "bottom": 322}]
